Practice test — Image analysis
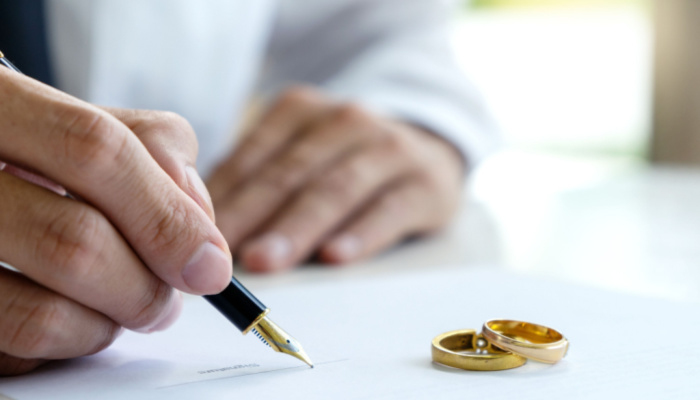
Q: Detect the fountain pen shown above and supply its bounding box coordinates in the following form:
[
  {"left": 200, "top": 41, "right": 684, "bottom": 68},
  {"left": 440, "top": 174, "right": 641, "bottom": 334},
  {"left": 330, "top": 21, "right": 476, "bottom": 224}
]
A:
[
  {"left": 0, "top": 50, "right": 312, "bottom": 368},
  {"left": 0, "top": 50, "right": 20, "bottom": 72},
  {"left": 205, "top": 277, "right": 313, "bottom": 367}
]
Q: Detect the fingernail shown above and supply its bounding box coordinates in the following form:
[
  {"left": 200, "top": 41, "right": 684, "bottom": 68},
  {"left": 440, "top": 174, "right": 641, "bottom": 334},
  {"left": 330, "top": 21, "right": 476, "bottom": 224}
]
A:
[
  {"left": 242, "top": 233, "right": 292, "bottom": 271},
  {"left": 325, "top": 235, "right": 362, "bottom": 262},
  {"left": 186, "top": 166, "right": 215, "bottom": 222},
  {"left": 182, "top": 242, "right": 232, "bottom": 294}
]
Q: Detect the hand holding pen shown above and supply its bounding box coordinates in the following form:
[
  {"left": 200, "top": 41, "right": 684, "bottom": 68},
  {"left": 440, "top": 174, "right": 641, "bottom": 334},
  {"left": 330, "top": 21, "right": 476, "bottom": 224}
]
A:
[
  {"left": 0, "top": 52, "right": 234, "bottom": 376},
  {"left": 0, "top": 51, "right": 311, "bottom": 376}
]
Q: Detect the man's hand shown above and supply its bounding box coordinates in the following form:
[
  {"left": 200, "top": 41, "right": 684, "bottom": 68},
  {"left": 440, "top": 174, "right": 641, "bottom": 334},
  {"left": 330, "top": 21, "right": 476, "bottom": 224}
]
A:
[
  {"left": 207, "top": 86, "right": 464, "bottom": 273},
  {"left": 0, "top": 69, "right": 232, "bottom": 375}
]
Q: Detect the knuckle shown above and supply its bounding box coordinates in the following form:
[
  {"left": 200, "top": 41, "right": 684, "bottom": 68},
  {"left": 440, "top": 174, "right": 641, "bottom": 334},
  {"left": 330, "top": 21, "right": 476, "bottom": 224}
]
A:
[
  {"left": 142, "top": 196, "right": 198, "bottom": 258},
  {"left": 239, "top": 131, "right": 275, "bottom": 156},
  {"left": 38, "top": 206, "right": 107, "bottom": 282},
  {"left": 7, "top": 297, "right": 69, "bottom": 359},
  {"left": 156, "top": 111, "right": 192, "bottom": 131},
  {"left": 258, "top": 158, "right": 307, "bottom": 192},
  {"left": 123, "top": 110, "right": 197, "bottom": 153},
  {"left": 278, "top": 149, "right": 314, "bottom": 174},
  {"left": 57, "top": 107, "right": 129, "bottom": 178},
  {"left": 331, "top": 103, "right": 371, "bottom": 127},
  {"left": 124, "top": 279, "right": 172, "bottom": 329},
  {"left": 87, "top": 323, "right": 121, "bottom": 355},
  {"left": 380, "top": 133, "right": 423, "bottom": 168},
  {"left": 277, "top": 85, "right": 321, "bottom": 107},
  {"left": 380, "top": 132, "right": 411, "bottom": 155},
  {"left": 152, "top": 111, "right": 196, "bottom": 141},
  {"left": 313, "top": 165, "right": 362, "bottom": 204}
]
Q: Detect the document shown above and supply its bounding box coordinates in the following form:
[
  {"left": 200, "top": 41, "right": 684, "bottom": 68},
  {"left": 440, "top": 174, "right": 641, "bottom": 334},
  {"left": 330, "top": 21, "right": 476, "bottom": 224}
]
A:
[{"left": 1, "top": 267, "right": 699, "bottom": 399}]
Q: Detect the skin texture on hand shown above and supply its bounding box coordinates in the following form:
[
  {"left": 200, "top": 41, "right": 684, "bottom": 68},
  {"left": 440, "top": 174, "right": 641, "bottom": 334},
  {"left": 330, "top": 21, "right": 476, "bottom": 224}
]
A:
[
  {"left": 207, "top": 86, "right": 465, "bottom": 273},
  {"left": 0, "top": 69, "right": 232, "bottom": 375}
]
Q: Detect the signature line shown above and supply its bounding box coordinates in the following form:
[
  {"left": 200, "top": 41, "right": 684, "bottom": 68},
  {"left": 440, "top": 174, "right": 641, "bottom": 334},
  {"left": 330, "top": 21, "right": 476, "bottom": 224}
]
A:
[{"left": 156, "top": 359, "right": 349, "bottom": 389}]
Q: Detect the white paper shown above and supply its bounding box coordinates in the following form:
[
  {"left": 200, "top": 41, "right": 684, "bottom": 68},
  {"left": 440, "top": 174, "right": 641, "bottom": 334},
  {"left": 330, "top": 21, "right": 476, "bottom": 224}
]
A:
[{"left": 1, "top": 267, "right": 699, "bottom": 399}]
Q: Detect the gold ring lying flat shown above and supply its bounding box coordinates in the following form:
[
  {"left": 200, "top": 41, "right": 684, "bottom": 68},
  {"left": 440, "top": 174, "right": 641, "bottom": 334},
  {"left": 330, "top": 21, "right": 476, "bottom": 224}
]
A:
[
  {"left": 482, "top": 320, "right": 569, "bottom": 364},
  {"left": 431, "top": 329, "right": 527, "bottom": 371}
]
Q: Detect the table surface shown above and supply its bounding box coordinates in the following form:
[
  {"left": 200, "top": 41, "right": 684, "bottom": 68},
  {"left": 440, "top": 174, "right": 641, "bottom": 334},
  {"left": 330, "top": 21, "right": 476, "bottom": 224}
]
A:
[
  {"left": 3, "top": 151, "right": 699, "bottom": 400},
  {"left": 238, "top": 151, "right": 700, "bottom": 304}
]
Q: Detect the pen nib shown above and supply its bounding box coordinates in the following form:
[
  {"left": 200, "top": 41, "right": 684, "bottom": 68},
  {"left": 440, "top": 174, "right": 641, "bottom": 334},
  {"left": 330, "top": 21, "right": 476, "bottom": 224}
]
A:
[{"left": 251, "top": 317, "right": 314, "bottom": 368}]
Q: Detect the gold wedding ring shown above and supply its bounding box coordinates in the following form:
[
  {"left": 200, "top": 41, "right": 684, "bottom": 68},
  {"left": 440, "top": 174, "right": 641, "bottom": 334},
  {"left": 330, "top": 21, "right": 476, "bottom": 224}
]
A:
[
  {"left": 431, "top": 329, "right": 527, "bottom": 371},
  {"left": 482, "top": 319, "right": 569, "bottom": 364}
]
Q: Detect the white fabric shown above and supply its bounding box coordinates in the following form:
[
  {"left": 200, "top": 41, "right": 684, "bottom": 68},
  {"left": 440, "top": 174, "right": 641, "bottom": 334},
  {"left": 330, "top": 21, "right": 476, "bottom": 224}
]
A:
[{"left": 46, "top": 0, "right": 497, "bottom": 177}]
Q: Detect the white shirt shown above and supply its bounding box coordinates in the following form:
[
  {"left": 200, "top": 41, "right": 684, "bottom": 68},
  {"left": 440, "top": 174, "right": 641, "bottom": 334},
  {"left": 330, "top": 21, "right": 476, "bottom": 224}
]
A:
[{"left": 46, "top": 0, "right": 496, "bottom": 177}]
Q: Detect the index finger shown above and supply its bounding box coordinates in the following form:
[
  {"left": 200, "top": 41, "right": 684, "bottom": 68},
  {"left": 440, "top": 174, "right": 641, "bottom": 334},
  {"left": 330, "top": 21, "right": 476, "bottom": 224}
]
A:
[
  {"left": 103, "top": 108, "right": 215, "bottom": 222},
  {"left": 0, "top": 69, "right": 231, "bottom": 295}
]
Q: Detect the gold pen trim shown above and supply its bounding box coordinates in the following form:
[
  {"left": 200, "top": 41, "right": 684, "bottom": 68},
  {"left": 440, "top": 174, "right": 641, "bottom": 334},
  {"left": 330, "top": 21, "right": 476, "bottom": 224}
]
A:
[{"left": 242, "top": 308, "right": 270, "bottom": 335}]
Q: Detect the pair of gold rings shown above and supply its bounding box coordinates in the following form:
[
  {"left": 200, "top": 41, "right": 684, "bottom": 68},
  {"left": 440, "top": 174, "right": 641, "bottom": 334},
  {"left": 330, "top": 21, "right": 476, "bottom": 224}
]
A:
[{"left": 431, "top": 319, "right": 569, "bottom": 371}]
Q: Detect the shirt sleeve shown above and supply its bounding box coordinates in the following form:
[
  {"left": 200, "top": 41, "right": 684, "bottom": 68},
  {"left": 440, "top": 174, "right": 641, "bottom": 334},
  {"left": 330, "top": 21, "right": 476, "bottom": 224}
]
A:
[{"left": 258, "top": 0, "right": 500, "bottom": 168}]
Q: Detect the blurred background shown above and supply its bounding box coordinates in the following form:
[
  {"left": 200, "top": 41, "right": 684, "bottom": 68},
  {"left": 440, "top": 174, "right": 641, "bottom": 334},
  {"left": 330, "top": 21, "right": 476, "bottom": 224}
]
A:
[
  {"left": 461, "top": 0, "right": 651, "bottom": 162},
  {"left": 446, "top": 0, "right": 700, "bottom": 300},
  {"left": 457, "top": 0, "right": 651, "bottom": 175}
]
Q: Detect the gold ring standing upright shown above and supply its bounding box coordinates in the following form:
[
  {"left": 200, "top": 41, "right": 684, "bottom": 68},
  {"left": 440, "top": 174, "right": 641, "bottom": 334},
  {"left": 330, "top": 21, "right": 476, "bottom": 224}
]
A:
[{"left": 482, "top": 319, "right": 569, "bottom": 364}]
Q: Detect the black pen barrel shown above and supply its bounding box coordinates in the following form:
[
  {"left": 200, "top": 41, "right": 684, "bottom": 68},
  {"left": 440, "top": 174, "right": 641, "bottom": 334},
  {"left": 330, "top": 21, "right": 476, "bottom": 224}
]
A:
[
  {"left": 204, "top": 277, "right": 267, "bottom": 332},
  {"left": 0, "top": 56, "right": 21, "bottom": 73}
]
